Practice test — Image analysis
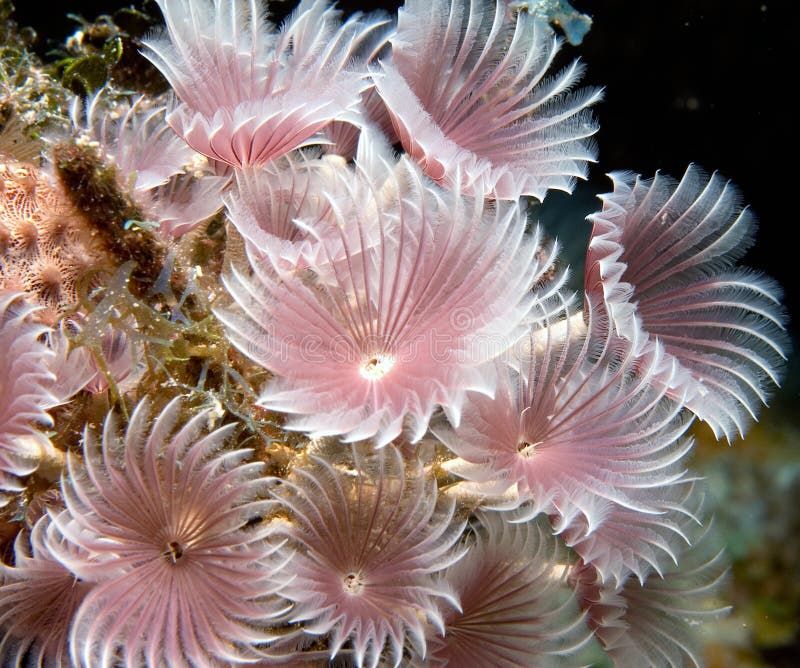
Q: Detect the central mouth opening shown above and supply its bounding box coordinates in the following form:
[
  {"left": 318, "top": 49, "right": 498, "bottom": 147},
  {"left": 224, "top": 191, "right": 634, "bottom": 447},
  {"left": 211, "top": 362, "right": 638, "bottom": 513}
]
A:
[
  {"left": 516, "top": 440, "right": 539, "bottom": 458},
  {"left": 165, "top": 541, "right": 185, "bottom": 564},
  {"left": 360, "top": 354, "right": 394, "bottom": 380},
  {"left": 343, "top": 571, "right": 365, "bottom": 595}
]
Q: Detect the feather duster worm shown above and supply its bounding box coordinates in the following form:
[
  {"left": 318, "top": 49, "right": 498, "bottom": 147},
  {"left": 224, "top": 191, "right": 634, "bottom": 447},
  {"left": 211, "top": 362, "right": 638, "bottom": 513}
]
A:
[
  {"left": 435, "top": 297, "right": 697, "bottom": 585},
  {"left": 142, "top": 0, "right": 389, "bottom": 168},
  {"left": 51, "top": 398, "right": 287, "bottom": 667},
  {"left": 572, "top": 488, "right": 730, "bottom": 667},
  {"left": 0, "top": 291, "right": 55, "bottom": 504},
  {"left": 0, "top": 515, "right": 93, "bottom": 667},
  {"left": 224, "top": 129, "right": 399, "bottom": 271},
  {"left": 268, "top": 444, "right": 464, "bottom": 668},
  {"left": 70, "top": 92, "right": 194, "bottom": 195},
  {"left": 425, "top": 511, "right": 590, "bottom": 667},
  {"left": 70, "top": 91, "right": 228, "bottom": 237},
  {"left": 374, "top": 0, "right": 601, "bottom": 199},
  {"left": 218, "top": 153, "right": 559, "bottom": 446},
  {"left": 223, "top": 150, "right": 339, "bottom": 268},
  {"left": 585, "top": 165, "right": 788, "bottom": 441}
]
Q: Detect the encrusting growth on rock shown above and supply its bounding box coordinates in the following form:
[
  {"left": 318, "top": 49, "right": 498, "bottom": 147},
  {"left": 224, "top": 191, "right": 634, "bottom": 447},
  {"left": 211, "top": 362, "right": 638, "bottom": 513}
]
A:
[{"left": 0, "top": 160, "right": 106, "bottom": 323}]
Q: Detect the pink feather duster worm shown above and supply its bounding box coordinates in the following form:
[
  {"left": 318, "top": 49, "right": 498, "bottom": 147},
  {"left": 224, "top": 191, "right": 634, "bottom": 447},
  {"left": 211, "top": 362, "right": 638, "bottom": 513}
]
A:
[
  {"left": 373, "top": 0, "right": 601, "bottom": 199},
  {"left": 435, "top": 297, "right": 698, "bottom": 585},
  {"left": 0, "top": 291, "right": 55, "bottom": 505},
  {"left": 70, "top": 91, "right": 229, "bottom": 238},
  {"left": 142, "top": 0, "right": 389, "bottom": 168},
  {"left": 51, "top": 398, "right": 288, "bottom": 667},
  {"left": 223, "top": 150, "right": 339, "bottom": 269},
  {"left": 224, "top": 129, "right": 400, "bottom": 272},
  {"left": 218, "top": 153, "right": 559, "bottom": 446},
  {"left": 424, "top": 511, "right": 590, "bottom": 667},
  {"left": 585, "top": 165, "right": 788, "bottom": 441},
  {"left": 571, "top": 488, "right": 730, "bottom": 667},
  {"left": 0, "top": 515, "right": 94, "bottom": 667},
  {"left": 71, "top": 91, "right": 195, "bottom": 195},
  {"left": 267, "top": 444, "right": 464, "bottom": 668}
]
